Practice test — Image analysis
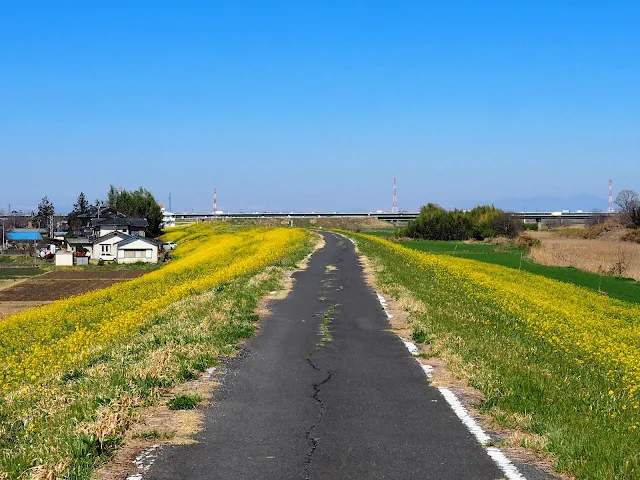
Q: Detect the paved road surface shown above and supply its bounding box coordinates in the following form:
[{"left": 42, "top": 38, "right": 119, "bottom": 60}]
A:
[{"left": 147, "top": 232, "right": 506, "bottom": 479}]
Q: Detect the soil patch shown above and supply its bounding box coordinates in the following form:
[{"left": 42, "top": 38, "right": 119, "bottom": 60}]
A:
[
  {"left": 0, "top": 301, "right": 52, "bottom": 318},
  {"left": 0, "top": 279, "right": 130, "bottom": 302},
  {"left": 0, "top": 270, "right": 147, "bottom": 314},
  {"left": 45, "top": 270, "right": 145, "bottom": 280}
]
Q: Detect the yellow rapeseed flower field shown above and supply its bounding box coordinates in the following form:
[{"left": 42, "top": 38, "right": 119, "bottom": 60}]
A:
[
  {"left": 360, "top": 235, "right": 640, "bottom": 399},
  {"left": 0, "top": 224, "right": 309, "bottom": 392}
]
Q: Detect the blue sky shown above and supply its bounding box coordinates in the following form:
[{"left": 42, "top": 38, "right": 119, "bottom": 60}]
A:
[{"left": 0, "top": 1, "right": 638, "bottom": 213}]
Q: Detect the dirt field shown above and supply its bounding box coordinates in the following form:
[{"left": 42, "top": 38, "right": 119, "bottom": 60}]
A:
[
  {"left": 530, "top": 237, "right": 640, "bottom": 281},
  {"left": 0, "top": 270, "right": 146, "bottom": 318}
]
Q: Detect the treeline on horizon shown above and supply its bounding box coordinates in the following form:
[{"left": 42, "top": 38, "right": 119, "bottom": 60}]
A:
[{"left": 401, "top": 203, "right": 523, "bottom": 240}]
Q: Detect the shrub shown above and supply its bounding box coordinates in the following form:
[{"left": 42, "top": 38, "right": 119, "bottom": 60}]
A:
[
  {"left": 402, "top": 204, "right": 521, "bottom": 240},
  {"left": 621, "top": 229, "right": 640, "bottom": 244},
  {"left": 515, "top": 233, "right": 541, "bottom": 249}
]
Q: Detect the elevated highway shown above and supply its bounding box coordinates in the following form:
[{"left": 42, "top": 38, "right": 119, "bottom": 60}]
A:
[{"left": 169, "top": 210, "right": 611, "bottom": 224}]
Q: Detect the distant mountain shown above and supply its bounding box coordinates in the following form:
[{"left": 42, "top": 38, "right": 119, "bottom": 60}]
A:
[{"left": 492, "top": 194, "right": 608, "bottom": 212}]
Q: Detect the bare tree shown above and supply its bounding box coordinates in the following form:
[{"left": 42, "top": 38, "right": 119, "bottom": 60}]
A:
[
  {"left": 586, "top": 208, "right": 607, "bottom": 226},
  {"left": 615, "top": 189, "right": 639, "bottom": 226}
]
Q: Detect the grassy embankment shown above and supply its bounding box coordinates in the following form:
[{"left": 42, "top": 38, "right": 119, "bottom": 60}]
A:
[
  {"left": 364, "top": 229, "right": 639, "bottom": 304},
  {"left": 348, "top": 232, "right": 640, "bottom": 480},
  {"left": 0, "top": 223, "right": 312, "bottom": 479}
]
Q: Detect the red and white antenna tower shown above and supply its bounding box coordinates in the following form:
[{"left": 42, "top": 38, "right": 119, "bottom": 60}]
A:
[
  {"left": 608, "top": 179, "right": 613, "bottom": 213},
  {"left": 213, "top": 189, "right": 217, "bottom": 216},
  {"left": 392, "top": 178, "right": 398, "bottom": 213}
]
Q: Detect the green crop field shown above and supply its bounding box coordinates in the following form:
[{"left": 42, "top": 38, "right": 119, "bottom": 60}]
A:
[{"left": 0, "top": 267, "right": 43, "bottom": 279}]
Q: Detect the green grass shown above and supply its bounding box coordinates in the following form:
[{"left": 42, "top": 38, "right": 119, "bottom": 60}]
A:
[
  {"left": 351, "top": 234, "right": 640, "bottom": 480},
  {"left": 167, "top": 394, "right": 201, "bottom": 410},
  {"left": 0, "top": 267, "right": 42, "bottom": 279},
  {"left": 400, "top": 240, "right": 640, "bottom": 305},
  {"left": 316, "top": 304, "right": 337, "bottom": 349}
]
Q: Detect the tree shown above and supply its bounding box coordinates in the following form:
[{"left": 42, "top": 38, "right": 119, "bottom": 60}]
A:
[
  {"left": 491, "top": 212, "right": 523, "bottom": 238},
  {"left": 67, "top": 192, "right": 91, "bottom": 233},
  {"left": 34, "top": 196, "right": 54, "bottom": 229},
  {"left": 615, "top": 189, "right": 639, "bottom": 227},
  {"left": 107, "top": 185, "right": 163, "bottom": 235},
  {"left": 72, "top": 192, "right": 90, "bottom": 215}
]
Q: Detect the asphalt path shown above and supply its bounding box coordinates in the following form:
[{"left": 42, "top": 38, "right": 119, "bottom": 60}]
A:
[{"left": 146, "top": 232, "right": 506, "bottom": 479}]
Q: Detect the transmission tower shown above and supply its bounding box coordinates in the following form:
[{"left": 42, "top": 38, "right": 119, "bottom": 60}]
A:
[
  {"left": 213, "top": 189, "right": 217, "bottom": 215},
  {"left": 392, "top": 178, "right": 398, "bottom": 213},
  {"left": 608, "top": 179, "right": 614, "bottom": 213}
]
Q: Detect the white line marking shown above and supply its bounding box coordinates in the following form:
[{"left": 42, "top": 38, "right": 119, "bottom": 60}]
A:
[
  {"left": 437, "top": 387, "right": 527, "bottom": 480},
  {"left": 487, "top": 447, "right": 528, "bottom": 480},
  {"left": 403, "top": 340, "right": 419, "bottom": 356},
  {"left": 437, "top": 387, "right": 492, "bottom": 444},
  {"left": 421, "top": 364, "right": 434, "bottom": 378},
  {"left": 126, "top": 444, "right": 161, "bottom": 479},
  {"left": 376, "top": 292, "right": 393, "bottom": 319}
]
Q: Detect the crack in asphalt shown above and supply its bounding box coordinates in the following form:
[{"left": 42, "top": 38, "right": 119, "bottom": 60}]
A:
[
  {"left": 304, "top": 355, "right": 333, "bottom": 480},
  {"left": 304, "top": 302, "right": 339, "bottom": 480}
]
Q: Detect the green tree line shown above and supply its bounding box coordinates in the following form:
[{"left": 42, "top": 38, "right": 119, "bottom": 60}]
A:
[{"left": 402, "top": 203, "right": 522, "bottom": 240}]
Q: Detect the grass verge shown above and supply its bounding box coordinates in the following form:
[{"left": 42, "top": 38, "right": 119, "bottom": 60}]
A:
[{"left": 346, "top": 232, "right": 640, "bottom": 480}]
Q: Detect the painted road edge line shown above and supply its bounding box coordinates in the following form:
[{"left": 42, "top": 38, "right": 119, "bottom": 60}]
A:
[
  {"left": 375, "top": 291, "right": 527, "bottom": 480},
  {"left": 437, "top": 387, "right": 526, "bottom": 480}
]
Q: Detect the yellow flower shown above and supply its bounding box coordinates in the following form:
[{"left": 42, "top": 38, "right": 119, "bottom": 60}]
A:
[{"left": 0, "top": 224, "right": 309, "bottom": 392}]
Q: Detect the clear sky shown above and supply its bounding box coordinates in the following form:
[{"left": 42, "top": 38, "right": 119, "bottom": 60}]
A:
[{"left": 0, "top": 1, "right": 638, "bottom": 213}]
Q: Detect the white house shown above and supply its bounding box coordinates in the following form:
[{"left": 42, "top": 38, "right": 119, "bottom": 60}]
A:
[
  {"left": 161, "top": 208, "right": 176, "bottom": 228},
  {"left": 92, "top": 232, "right": 129, "bottom": 259},
  {"left": 92, "top": 217, "right": 148, "bottom": 238},
  {"left": 116, "top": 235, "right": 161, "bottom": 264},
  {"left": 65, "top": 237, "right": 94, "bottom": 257}
]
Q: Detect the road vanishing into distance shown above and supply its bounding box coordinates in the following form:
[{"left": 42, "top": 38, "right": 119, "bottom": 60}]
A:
[{"left": 145, "top": 233, "right": 552, "bottom": 480}]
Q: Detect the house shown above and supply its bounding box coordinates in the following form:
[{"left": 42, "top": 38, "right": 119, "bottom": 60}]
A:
[
  {"left": 91, "top": 217, "right": 148, "bottom": 238},
  {"left": 65, "top": 237, "right": 94, "bottom": 257},
  {"left": 161, "top": 208, "right": 176, "bottom": 228},
  {"left": 92, "top": 231, "right": 129, "bottom": 258},
  {"left": 115, "top": 235, "right": 161, "bottom": 263}
]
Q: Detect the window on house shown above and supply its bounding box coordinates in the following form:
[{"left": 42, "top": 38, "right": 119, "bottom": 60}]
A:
[
  {"left": 123, "top": 249, "right": 150, "bottom": 258},
  {"left": 100, "top": 244, "right": 110, "bottom": 253}
]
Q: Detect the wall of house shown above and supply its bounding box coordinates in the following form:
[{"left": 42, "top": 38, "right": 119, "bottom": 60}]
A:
[
  {"left": 94, "top": 236, "right": 126, "bottom": 258},
  {"left": 116, "top": 239, "right": 158, "bottom": 263}
]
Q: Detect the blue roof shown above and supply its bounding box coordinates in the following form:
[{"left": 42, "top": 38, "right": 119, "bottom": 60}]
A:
[{"left": 7, "top": 232, "right": 43, "bottom": 241}]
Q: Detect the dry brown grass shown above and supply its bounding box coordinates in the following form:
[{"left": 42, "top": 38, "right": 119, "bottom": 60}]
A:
[
  {"left": 227, "top": 216, "right": 391, "bottom": 230},
  {"left": 530, "top": 238, "right": 640, "bottom": 280}
]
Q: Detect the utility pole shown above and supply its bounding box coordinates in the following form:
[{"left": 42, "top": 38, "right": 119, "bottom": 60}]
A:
[{"left": 169, "top": 192, "right": 172, "bottom": 212}]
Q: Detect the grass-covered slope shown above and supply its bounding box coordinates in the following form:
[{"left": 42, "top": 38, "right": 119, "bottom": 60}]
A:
[
  {"left": 0, "top": 224, "right": 312, "bottom": 478},
  {"left": 348, "top": 232, "right": 640, "bottom": 480}
]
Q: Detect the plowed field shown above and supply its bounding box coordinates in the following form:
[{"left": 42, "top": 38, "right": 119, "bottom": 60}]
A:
[{"left": 0, "top": 270, "right": 145, "bottom": 317}]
